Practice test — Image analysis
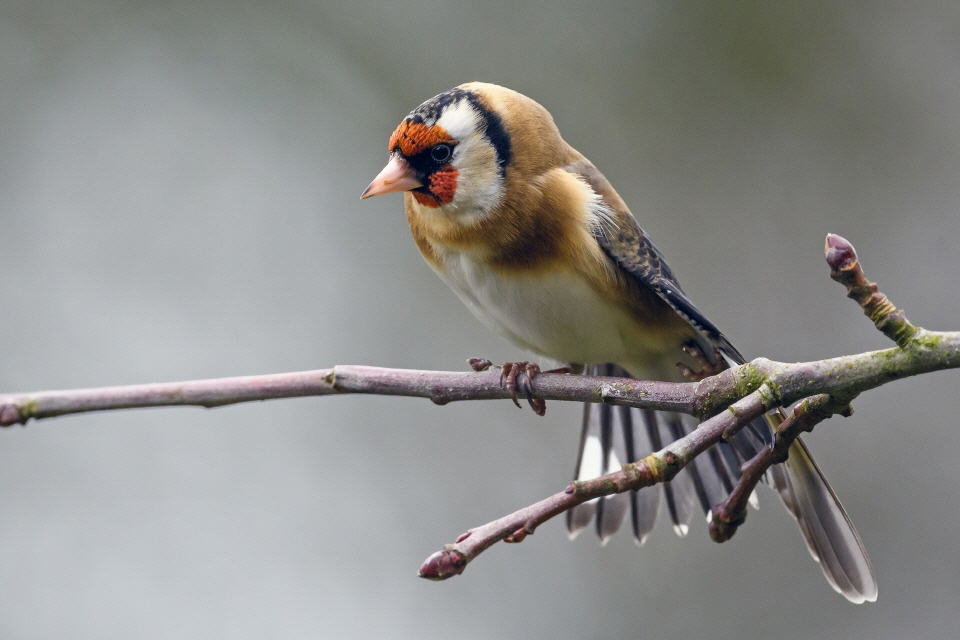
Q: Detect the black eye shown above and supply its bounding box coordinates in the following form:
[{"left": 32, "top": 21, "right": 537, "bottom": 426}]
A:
[{"left": 431, "top": 144, "right": 452, "bottom": 164}]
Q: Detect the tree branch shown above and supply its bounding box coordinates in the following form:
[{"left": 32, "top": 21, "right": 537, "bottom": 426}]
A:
[
  {"left": 1, "top": 234, "right": 958, "bottom": 582},
  {"left": 706, "top": 234, "right": 925, "bottom": 542},
  {"left": 0, "top": 366, "right": 698, "bottom": 427},
  {"left": 416, "top": 233, "right": 960, "bottom": 580},
  {"left": 3, "top": 336, "right": 955, "bottom": 430},
  {"left": 418, "top": 387, "right": 772, "bottom": 579},
  {"left": 708, "top": 393, "right": 852, "bottom": 543}
]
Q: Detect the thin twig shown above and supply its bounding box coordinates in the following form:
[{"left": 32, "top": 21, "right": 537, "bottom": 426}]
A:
[
  {"left": 705, "top": 234, "right": 913, "bottom": 542},
  {"left": 708, "top": 394, "right": 853, "bottom": 542},
  {"left": 419, "top": 388, "right": 772, "bottom": 579},
  {"left": 2, "top": 337, "right": 958, "bottom": 429},
  {"left": 0, "top": 367, "right": 698, "bottom": 427},
  {"left": 825, "top": 233, "right": 918, "bottom": 347}
]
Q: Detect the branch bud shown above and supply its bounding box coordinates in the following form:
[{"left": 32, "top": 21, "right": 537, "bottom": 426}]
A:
[
  {"left": 418, "top": 548, "right": 467, "bottom": 580},
  {"left": 824, "top": 233, "right": 858, "bottom": 273}
]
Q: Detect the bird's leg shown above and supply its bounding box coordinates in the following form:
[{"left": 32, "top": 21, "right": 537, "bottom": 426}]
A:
[
  {"left": 469, "top": 358, "right": 569, "bottom": 374},
  {"left": 677, "top": 341, "right": 724, "bottom": 382},
  {"left": 499, "top": 361, "right": 546, "bottom": 416},
  {"left": 469, "top": 357, "right": 568, "bottom": 415}
]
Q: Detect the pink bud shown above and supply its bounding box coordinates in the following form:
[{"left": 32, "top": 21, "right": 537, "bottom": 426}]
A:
[
  {"left": 824, "top": 234, "right": 858, "bottom": 271},
  {"left": 504, "top": 527, "right": 528, "bottom": 543},
  {"left": 418, "top": 549, "right": 467, "bottom": 580}
]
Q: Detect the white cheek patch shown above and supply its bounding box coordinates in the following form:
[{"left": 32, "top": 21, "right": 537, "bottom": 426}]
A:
[
  {"left": 441, "top": 133, "right": 504, "bottom": 218},
  {"left": 435, "top": 99, "right": 481, "bottom": 140}
]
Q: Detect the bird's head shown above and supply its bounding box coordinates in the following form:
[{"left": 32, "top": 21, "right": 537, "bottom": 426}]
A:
[{"left": 362, "top": 83, "right": 566, "bottom": 219}]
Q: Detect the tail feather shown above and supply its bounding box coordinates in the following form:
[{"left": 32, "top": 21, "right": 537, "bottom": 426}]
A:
[
  {"left": 768, "top": 463, "right": 801, "bottom": 525},
  {"left": 619, "top": 406, "right": 659, "bottom": 545},
  {"left": 567, "top": 396, "right": 604, "bottom": 539},
  {"left": 686, "top": 431, "right": 732, "bottom": 517},
  {"left": 757, "top": 410, "right": 876, "bottom": 603},
  {"left": 566, "top": 365, "right": 630, "bottom": 541},
  {"left": 568, "top": 365, "right": 875, "bottom": 603},
  {"left": 684, "top": 443, "right": 717, "bottom": 516},
  {"left": 595, "top": 402, "right": 629, "bottom": 543},
  {"left": 650, "top": 411, "right": 695, "bottom": 537},
  {"left": 781, "top": 437, "right": 878, "bottom": 603},
  {"left": 717, "top": 440, "right": 743, "bottom": 482},
  {"left": 568, "top": 364, "right": 739, "bottom": 543},
  {"left": 706, "top": 446, "right": 736, "bottom": 494}
]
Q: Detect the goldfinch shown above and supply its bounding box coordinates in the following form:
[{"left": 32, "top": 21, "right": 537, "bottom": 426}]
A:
[{"left": 361, "top": 82, "right": 877, "bottom": 603}]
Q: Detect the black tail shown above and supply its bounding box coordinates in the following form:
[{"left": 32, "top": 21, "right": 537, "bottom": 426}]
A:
[
  {"left": 566, "top": 364, "right": 877, "bottom": 603},
  {"left": 566, "top": 364, "right": 733, "bottom": 544}
]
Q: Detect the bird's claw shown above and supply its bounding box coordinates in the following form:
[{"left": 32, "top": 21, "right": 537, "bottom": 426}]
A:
[
  {"left": 677, "top": 341, "right": 723, "bottom": 381},
  {"left": 499, "top": 361, "right": 546, "bottom": 416}
]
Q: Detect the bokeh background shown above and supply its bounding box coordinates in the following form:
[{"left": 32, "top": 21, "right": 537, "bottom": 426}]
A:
[{"left": 2, "top": 2, "right": 959, "bottom": 638}]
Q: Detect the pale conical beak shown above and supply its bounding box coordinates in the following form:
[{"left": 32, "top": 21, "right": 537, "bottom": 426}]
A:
[{"left": 360, "top": 156, "right": 423, "bottom": 199}]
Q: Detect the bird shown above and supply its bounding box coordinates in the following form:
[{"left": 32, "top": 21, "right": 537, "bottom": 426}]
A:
[{"left": 360, "top": 82, "right": 877, "bottom": 603}]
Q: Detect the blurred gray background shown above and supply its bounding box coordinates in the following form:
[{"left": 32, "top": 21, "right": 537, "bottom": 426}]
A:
[{"left": 2, "top": 1, "right": 959, "bottom": 638}]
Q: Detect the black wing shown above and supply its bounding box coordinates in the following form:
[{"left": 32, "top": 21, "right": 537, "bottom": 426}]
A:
[{"left": 591, "top": 208, "right": 747, "bottom": 365}]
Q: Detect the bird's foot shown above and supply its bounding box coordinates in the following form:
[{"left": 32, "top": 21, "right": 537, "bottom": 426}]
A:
[
  {"left": 677, "top": 342, "right": 724, "bottom": 382},
  {"left": 499, "top": 361, "right": 546, "bottom": 416}
]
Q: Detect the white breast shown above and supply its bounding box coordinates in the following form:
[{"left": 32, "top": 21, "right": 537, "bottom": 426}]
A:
[{"left": 434, "top": 250, "right": 674, "bottom": 375}]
